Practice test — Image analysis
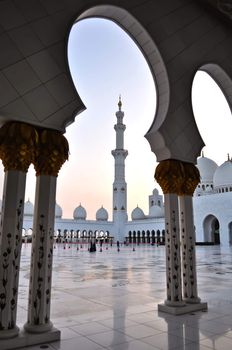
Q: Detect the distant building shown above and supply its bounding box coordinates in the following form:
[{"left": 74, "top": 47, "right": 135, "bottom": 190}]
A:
[
  {"left": 193, "top": 154, "right": 232, "bottom": 246},
  {"left": 13, "top": 101, "right": 232, "bottom": 247}
]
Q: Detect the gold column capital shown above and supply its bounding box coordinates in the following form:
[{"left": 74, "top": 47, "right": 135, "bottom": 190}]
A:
[
  {"left": 179, "top": 162, "right": 200, "bottom": 196},
  {"left": 155, "top": 159, "right": 185, "bottom": 194},
  {"left": 34, "top": 128, "right": 69, "bottom": 177},
  {"left": 155, "top": 159, "right": 200, "bottom": 196},
  {"left": 0, "top": 122, "right": 37, "bottom": 172}
]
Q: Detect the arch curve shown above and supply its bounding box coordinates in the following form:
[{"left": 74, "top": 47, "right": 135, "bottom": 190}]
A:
[
  {"left": 199, "top": 63, "right": 232, "bottom": 114},
  {"left": 75, "top": 5, "right": 169, "bottom": 158}
]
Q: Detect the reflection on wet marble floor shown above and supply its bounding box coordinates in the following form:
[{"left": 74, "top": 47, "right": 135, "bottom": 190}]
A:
[{"left": 16, "top": 244, "right": 232, "bottom": 349}]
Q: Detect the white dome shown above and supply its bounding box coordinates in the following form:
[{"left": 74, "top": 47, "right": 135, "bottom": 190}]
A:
[
  {"left": 96, "top": 206, "right": 108, "bottom": 221},
  {"left": 205, "top": 186, "right": 212, "bottom": 193},
  {"left": 55, "top": 203, "right": 62, "bottom": 218},
  {"left": 213, "top": 160, "right": 232, "bottom": 189},
  {"left": 131, "top": 206, "right": 145, "bottom": 220},
  {"left": 152, "top": 188, "right": 159, "bottom": 196},
  {"left": 149, "top": 205, "right": 164, "bottom": 218},
  {"left": 73, "top": 204, "right": 87, "bottom": 220},
  {"left": 24, "top": 199, "right": 34, "bottom": 216},
  {"left": 196, "top": 156, "right": 218, "bottom": 183}
]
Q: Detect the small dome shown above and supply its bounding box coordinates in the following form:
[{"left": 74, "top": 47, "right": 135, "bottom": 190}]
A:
[
  {"left": 213, "top": 160, "right": 232, "bottom": 189},
  {"left": 196, "top": 156, "right": 218, "bottom": 183},
  {"left": 149, "top": 205, "right": 164, "bottom": 218},
  {"left": 131, "top": 206, "right": 145, "bottom": 220},
  {"left": 205, "top": 186, "right": 212, "bottom": 193},
  {"left": 96, "top": 206, "right": 108, "bottom": 221},
  {"left": 73, "top": 204, "right": 87, "bottom": 220},
  {"left": 152, "top": 188, "right": 159, "bottom": 196},
  {"left": 55, "top": 203, "right": 62, "bottom": 218},
  {"left": 24, "top": 199, "right": 34, "bottom": 216}
]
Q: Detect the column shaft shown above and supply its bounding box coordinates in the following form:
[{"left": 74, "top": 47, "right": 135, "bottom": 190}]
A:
[
  {"left": 179, "top": 195, "right": 200, "bottom": 303},
  {"left": 164, "top": 193, "right": 184, "bottom": 306},
  {"left": 0, "top": 171, "right": 26, "bottom": 338},
  {"left": 25, "top": 175, "right": 56, "bottom": 333}
]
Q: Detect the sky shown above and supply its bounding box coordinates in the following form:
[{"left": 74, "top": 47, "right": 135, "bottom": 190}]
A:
[{"left": 0, "top": 18, "right": 231, "bottom": 220}]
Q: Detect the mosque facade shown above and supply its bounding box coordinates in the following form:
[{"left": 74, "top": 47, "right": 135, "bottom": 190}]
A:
[
  {"left": 193, "top": 155, "right": 232, "bottom": 247},
  {"left": 20, "top": 101, "right": 232, "bottom": 247}
]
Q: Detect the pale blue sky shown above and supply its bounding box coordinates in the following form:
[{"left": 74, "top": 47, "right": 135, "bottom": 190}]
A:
[
  {"left": 58, "top": 18, "right": 157, "bottom": 219},
  {"left": 59, "top": 18, "right": 232, "bottom": 219},
  {"left": 0, "top": 18, "right": 231, "bottom": 220}
]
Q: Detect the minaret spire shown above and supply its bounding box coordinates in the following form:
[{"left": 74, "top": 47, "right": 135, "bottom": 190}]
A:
[
  {"left": 112, "top": 97, "right": 128, "bottom": 241},
  {"left": 118, "top": 95, "right": 122, "bottom": 111}
]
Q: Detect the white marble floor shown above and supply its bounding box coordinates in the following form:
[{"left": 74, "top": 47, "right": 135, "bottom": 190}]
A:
[{"left": 14, "top": 243, "right": 232, "bottom": 349}]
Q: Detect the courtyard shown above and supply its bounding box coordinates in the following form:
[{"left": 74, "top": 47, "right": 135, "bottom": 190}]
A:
[{"left": 13, "top": 243, "right": 232, "bottom": 350}]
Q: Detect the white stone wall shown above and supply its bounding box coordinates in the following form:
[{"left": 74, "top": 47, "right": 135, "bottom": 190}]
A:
[
  {"left": 126, "top": 218, "right": 164, "bottom": 235},
  {"left": 21, "top": 191, "right": 232, "bottom": 246},
  {"left": 193, "top": 192, "right": 232, "bottom": 246}
]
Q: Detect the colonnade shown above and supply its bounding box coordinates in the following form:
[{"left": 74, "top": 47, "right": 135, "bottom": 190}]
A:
[
  {"left": 127, "top": 230, "right": 165, "bottom": 244},
  {"left": 55, "top": 230, "right": 112, "bottom": 245},
  {"left": 0, "top": 123, "right": 207, "bottom": 347},
  {"left": 0, "top": 121, "right": 68, "bottom": 346},
  {"left": 155, "top": 160, "right": 207, "bottom": 314}
]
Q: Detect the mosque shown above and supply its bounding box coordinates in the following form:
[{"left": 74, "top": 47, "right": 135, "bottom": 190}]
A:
[
  {"left": 21, "top": 98, "right": 166, "bottom": 244},
  {"left": 20, "top": 100, "right": 232, "bottom": 247},
  {"left": 1, "top": 1, "right": 232, "bottom": 347}
]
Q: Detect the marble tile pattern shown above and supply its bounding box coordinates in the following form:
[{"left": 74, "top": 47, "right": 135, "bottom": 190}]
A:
[{"left": 15, "top": 244, "right": 232, "bottom": 350}]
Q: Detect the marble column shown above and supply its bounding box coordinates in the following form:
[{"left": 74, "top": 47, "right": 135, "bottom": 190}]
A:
[
  {"left": 156, "top": 160, "right": 207, "bottom": 314},
  {"left": 24, "top": 129, "right": 69, "bottom": 333},
  {"left": 155, "top": 160, "right": 185, "bottom": 308},
  {"left": 179, "top": 195, "right": 200, "bottom": 302},
  {"left": 179, "top": 162, "right": 201, "bottom": 303},
  {"left": 164, "top": 193, "right": 184, "bottom": 306},
  {"left": 0, "top": 122, "right": 36, "bottom": 339},
  {"left": 25, "top": 176, "right": 56, "bottom": 332}
]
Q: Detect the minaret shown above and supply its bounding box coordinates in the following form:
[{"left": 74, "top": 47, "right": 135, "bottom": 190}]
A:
[{"left": 112, "top": 96, "right": 128, "bottom": 241}]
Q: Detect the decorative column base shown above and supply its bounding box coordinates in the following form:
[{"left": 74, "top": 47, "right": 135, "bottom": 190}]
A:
[
  {"left": 0, "top": 326, "right": 19, "bottom": 340},
  {"left": 184, "top": 296, "right": 201, "bottom": 304},
  {"left": 158, "top": 302, "right": 207, "bottom": 315},
  {"left": 0, "top": 327, "right": 60, "bottom": 350},
  {"left": 24, "top": 320, "right": 53, "bottom": 333},
  {"left": 164, "top": 299, "right": 186, "bottom": 307}
]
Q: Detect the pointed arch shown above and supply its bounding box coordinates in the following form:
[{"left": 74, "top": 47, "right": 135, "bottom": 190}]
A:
[
  {"left": 203, "top": 214, "right": 220, "bottom": 244},
  {"left": 200, "top": 64, "right": 232, "bottom": 113}
]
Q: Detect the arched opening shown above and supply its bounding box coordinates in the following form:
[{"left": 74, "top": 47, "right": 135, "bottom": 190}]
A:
[
  {"left": 203, "top": 215, "right": 220, "bottom": 244},
  {"left": 76, "top": 230, "right": 81, "bottom": 240},
  {"left": 82, "top": 230, "right": 87, "bottom": 241},
  {"left": 128, "top": 231, "right": 132, "bottom": 244},
  {"left": 22, "top": 228, "right": 26, "bottom": 243},
  {"left": 65, "top": 5, "right": 164, "bottom": 220},
  {"left": 162, "top": 229, "right": 165, "bottom": 244},
  {"left": 133, "top": 231, "right": 136, "bottom": 244},
  {"left": 192, "top": 67, "right": 232, "bottom": 246},
  {"left": 151, "top": 230, "right": 155, "bottom": 245},
  {"left": 228, "top": 222, "right": 232, "bottom": 245},
  {"left": 105, "top": 231, "right": 110, "bottom": 244},
  {"left": 192, "top": 67, "right": 232, "bottom": 164}
]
